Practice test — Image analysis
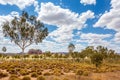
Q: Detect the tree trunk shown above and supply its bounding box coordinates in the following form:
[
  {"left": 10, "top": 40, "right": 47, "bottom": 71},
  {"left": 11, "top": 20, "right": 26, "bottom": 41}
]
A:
[{"left": 22, "top": 48, "right": 25, "bottom": 54}]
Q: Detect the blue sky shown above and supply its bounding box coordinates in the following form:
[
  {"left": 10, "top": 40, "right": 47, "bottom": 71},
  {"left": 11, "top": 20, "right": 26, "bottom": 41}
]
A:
[{"left": 0, "top": 0, "right": 120, "bottom": 53}]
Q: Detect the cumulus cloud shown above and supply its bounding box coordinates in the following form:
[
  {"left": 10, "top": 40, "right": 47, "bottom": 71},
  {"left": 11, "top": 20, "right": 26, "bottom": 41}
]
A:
[
  {"left": 80, "top": 33, "right": 111, "bottom": 40},
  {"left": 94, "top": 0, "right": 120, "bottom": 45},
  {"left": 0, "top": 0, "right": 36, "bottom": 9},
  {"left": 75, "top": 44, "right": 85, "bottom": 52},
  {"left": 37, "top": 2, "right": 95, "bottom": 42},
  {"left": 94, "top": 0, "right": 120, "bottom": 31},
  {"left": 80, "top": 0, "right": 96, "bottom": 5},
  {"left": 80, "top": 33, "right": 112, "bottom": 46},
  {"left": 114, "top": 32, "right": 120, "bottom": 43}
]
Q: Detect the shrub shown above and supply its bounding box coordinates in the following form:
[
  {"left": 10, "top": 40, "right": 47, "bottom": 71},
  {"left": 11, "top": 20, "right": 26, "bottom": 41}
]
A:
[
  {"left": 19, "top": 69, "right": 29, "bottom": 76},
  {"left": 9, "top": 69, "right": 17, "bottom": 74},
  {"left": 37, "top": 76, "right": 45, "bottom": 80},
  {"left": 16, "top": 68, "right": 21, "bottom": 71},
  {"left": 76, "top": 69, "right": 83, "bottom": 75},
  {"left": 9, "top": 74, "right": 20, "bottom": 80},
  {"left": 31, "top": 72, "right": 38, "bottom": 77},
  {"left": 43, "top": 72, "right": 52, "bottom": 76},
  {"left": 83, "top": 71, "right": 90, "bottom": 76},
  {"left": 36, "top": 70, "right": 42, "bottom": 75},
  {"left": 91, "top": 53, "right": 103, "bottom": 68},
  {"left": 0, "top": 72, "right": 8, "bottom": 78},
  {"left": 22, "top": 76, "right": 31, "bottom": 80},
  {"left": 53, "top": 68, "right": 63, "bottom": 76}
]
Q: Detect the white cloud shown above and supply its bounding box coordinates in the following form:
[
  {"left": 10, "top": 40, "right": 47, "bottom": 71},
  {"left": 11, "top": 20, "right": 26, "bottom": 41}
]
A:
[
  {"left": 0, "top": 11, "right": 19, "bottom": 30},
  {"left": 81, "top": 33, "right": 111, "bottom": 40},
  {"left": 75, "top": 44, "right": 85, "bottom": 52},
  {"left": 80, "top": 33, "right": 112, "bottom": 45},
  {"left": 25, "top": 40, "right": 69, "bottom": 52},
  {"left": 0, "top": 0, "right": 36, "bottom": 9},
  {"left": 94, "top": 0, "right": 120, "bottom": 32},
  {"left": 37, "top": 2, "right": 95, "bottom": 42},
  {"left": 114, "top": 32, "right": 120, "bottom": 43},
  {"left": 80, "top": 0, "right": 96, "bottom": 5},
  {"left": 34, "top": 1, "right": 40, "bottom": 12}
]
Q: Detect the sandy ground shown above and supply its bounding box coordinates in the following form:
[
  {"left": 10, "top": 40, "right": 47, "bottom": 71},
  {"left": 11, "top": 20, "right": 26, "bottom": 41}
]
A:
[{"left": 0, "top": 71, "right": 120, "bottom": 80}]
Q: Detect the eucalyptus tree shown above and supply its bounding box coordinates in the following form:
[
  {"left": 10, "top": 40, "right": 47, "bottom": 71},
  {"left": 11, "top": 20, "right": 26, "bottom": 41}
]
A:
[
  {"left": 68, "top": 43, "right": 75, "bottom": 53},
  {"left": 2, "top": 46, "right": 7, "bottom": 53},
  {"left": 91, "top": 53, "right": 103, "bottom": 68},
  {"left": 96, "top": 46, "right": 108, "bottom": 58},
  {"left": 78, "top": 46, "right": 94, "bottom": 59},
  {"left": 2, "top": 11, "right": 48, "bottom": 53}
]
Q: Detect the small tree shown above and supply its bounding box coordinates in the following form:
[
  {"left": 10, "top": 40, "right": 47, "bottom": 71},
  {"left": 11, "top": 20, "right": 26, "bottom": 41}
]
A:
[
  {"left": 91, "top": 53, "right": 103, "bottom": 68},
  {"left": 2, "top": 11, "right": 48, "bottom": 53},
  {"left": 44, "top": 51, "right": 52, "bottom": 57},
  {"left": 96, "top": 46, "right": 108, "bottom": 58},
  {"left": 68, "top": 43, "right": 75, "bottom": 53},
  {"left": 2, "top": 47, "right": 7, "bottom": 53}
]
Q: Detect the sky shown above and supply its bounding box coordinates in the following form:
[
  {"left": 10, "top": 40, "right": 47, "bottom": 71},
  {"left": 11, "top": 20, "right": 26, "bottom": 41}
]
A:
[{"left": 0, "top": 0, "right": 120, "bottom": 53}]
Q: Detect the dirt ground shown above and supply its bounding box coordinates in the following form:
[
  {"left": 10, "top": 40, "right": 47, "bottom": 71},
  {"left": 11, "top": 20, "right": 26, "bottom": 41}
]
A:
[{"left": 0, "top": 71, "right": 120, "bottom": 80}]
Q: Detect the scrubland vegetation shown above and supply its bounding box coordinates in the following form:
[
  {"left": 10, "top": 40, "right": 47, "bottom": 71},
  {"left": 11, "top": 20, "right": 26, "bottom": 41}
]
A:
[{"left": 0, "top": 46, "right": 120, "bottom": 80}]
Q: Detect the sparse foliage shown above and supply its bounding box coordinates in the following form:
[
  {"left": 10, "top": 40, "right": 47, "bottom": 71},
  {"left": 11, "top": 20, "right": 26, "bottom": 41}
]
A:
[
  {"left": 2, "top": 11, "right": 48, "bottom": 53},
  {"left": 68, "top": 43, "right": 75, "bottom": 53},
  {"left": 91, "top": 53, "right": 103, "bottom": 68},
  {"left": 2, "top": 46, "right": 7, "bottom": 52}
]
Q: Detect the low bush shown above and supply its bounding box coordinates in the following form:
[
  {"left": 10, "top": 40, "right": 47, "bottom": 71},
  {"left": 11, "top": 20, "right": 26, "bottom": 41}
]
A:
[
  {"left": 76, "top": 69, "right": 83, "bottom": 75},
  {"left": 36, "top": 70, "right": 42, "bottom": 75},
  {"left": 83, "top": 71, "right": 90, "bottom": 76},
  {"left": 9, "top": 74, "right": 20, "bottom": 80},
  {"left": 43, "top": 72, "right": 52, "bottom": 76},
  {"left": 37, "top": 76, "right": 45, "bottom": 80},
  {"left": 53, "top": 68, "right": 63, "bottom": 76},
  {"left": 22, "top": 76, "right": 31, "bottom": 80},
  {"left": 19, "top": 69, "right": 29, "bottom": 76},
  {"left": 9, "top": 69, "right": 17, "bottom": 74},
  {"left": 31, "top": 72, "right": 38, "bottom": 77},
  {"left": 0, "top": 72, "right": 8, "bottom": 78}
]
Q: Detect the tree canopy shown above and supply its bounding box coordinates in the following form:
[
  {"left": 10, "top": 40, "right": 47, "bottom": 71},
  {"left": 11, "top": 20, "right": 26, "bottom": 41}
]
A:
[
  {"left": 2, "top": 46, "right": 7, "bottom": 52},
  {"left": 68, "top": 43, "right": 75, "bottom": 53},
  {"left": 2, "top": 11, "right": 48, "bottom": 53}
]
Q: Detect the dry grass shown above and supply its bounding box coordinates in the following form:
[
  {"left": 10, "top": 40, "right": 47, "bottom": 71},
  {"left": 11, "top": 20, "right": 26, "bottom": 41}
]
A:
[{"left": 0, "top": 59, "right": 119, "bottom": 80}]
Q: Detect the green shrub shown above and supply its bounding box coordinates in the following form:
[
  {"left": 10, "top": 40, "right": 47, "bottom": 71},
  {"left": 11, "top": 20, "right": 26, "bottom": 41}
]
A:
[
  {"left": 37, "top": 76, "right": 45, "bottom": 80},
  {"left": 31, "top": 72, "right": 38, "bottom": 77},
  {"left": 91, "top": 53, "right": 103, "bottom": 68},
  {"left": 22, "top": 76, "right": 31, "bottom": 80}
]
